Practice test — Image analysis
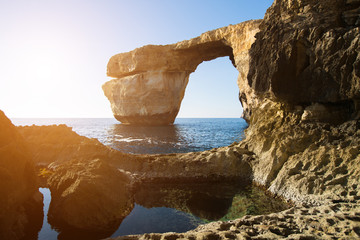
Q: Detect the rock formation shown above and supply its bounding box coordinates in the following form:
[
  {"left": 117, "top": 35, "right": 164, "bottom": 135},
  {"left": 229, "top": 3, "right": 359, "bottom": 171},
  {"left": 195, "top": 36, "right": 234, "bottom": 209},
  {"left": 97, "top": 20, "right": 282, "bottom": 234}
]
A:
[
  {"left": 241, "top": 0, "right": 360, "bottom": 204},
  {"left": 107, "top": 0, "right": 360, "bottom": 239},
  {"left": 0, "top": 110, "right": 43, "bottom": 240},
  {"left": 103, "top": 20, "right": 261, "bottom": 124},
  {"left": 47, "top": 158, "right": 134, "bottom": 237},
  {"left": 5, "top": 0, "right": 359, "bottom": 239}
]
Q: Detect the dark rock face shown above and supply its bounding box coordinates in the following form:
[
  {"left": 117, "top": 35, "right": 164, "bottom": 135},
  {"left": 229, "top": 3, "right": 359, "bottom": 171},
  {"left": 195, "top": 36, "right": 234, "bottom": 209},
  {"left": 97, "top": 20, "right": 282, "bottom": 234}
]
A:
[
  {"left": 248, "top": 0, "right": 360, "bottom": 108},
  {"left": 47, "top": 158, "right": 134, "bottom": 236},
  {"left": 0, "top": 110, "right": 43, "bottom": 240}
]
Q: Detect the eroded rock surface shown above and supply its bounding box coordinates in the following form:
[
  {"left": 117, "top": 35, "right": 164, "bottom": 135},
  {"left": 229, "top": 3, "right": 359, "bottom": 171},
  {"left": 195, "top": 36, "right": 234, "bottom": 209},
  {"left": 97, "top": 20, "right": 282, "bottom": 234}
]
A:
[
  {"left": 240, "top": 0, "right": 360, "bottom": 205},
  {"left": 241, "top": 100, "right": 360, "bottom": 205},
  {"left": 246, "top": 0, "right": 360, "bottom": 117},
  {"left": 0, "top": 110, "right": 43, "bottom": 240},
  {"left": 103, "top": 20, "right": 261, "bottom": 124}
]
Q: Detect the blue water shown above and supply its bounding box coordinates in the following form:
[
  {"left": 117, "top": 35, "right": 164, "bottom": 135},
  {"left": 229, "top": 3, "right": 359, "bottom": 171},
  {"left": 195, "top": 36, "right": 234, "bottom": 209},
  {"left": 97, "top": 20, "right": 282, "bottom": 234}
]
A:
[
  {"left": 12, "top": 118, "right": 249, "bottom": 240},
  {"left": 38, "top": 188, "right": 58, "bottom": 239},
  {"left": 12, "top": 118, "right": 248, "bottom": 154}
]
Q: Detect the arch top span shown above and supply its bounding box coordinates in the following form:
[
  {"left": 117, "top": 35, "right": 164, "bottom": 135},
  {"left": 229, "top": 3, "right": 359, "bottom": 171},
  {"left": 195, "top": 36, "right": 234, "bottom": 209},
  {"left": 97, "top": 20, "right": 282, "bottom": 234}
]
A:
[{"left": 103, "top": 20, "right": 261, "bottom": 125}]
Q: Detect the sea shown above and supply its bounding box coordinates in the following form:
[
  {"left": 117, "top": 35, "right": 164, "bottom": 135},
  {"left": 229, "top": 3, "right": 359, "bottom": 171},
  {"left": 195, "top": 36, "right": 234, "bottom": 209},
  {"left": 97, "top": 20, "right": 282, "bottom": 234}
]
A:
[
  {"left": 11, "top": 118, "right": 287, "bottom": 240},
  {"left": 12, "top": 118, "right": 248, "bottom": 154}
]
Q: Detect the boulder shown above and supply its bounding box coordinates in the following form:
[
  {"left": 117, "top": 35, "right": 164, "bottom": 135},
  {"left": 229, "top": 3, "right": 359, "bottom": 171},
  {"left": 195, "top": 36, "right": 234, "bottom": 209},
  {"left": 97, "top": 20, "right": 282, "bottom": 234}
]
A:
[{"left": 47, "top": 158, "right": 134, "bottom": 236}]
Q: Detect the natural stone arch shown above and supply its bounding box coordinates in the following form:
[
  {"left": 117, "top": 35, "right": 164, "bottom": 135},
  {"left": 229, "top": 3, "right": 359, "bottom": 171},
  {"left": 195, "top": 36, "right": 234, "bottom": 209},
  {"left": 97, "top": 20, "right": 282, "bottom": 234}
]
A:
[{"left": 103, "top": 20, "right": 261, "bottom": 125}]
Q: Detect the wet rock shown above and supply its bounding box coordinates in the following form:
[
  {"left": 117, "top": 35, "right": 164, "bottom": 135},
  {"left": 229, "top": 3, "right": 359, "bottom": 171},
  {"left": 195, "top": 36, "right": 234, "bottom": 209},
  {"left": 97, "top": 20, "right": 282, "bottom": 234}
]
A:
[
  {"left": 48, "top": 158, "right": 134, "bottom": 235},
  {"left": 0, "top": 110, "right": 43, "bottom": 240}
]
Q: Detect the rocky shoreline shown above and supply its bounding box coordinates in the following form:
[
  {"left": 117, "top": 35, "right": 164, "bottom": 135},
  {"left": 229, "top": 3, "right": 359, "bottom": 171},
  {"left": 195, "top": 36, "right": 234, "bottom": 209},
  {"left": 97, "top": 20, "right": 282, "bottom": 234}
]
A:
[
  {"left": 0, "top": 0, "right": 359, "bottom": 239},
  {"left": 105, "top": 0, "right": 360, "bottom": 238}
]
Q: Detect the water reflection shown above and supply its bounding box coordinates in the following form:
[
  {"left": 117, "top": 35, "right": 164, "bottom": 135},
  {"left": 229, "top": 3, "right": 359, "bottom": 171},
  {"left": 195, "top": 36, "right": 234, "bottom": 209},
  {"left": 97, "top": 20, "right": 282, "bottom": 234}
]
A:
[
  {"left": 106, "top": 124, "right": 183, "bottom": 154},
  {"left": 112, "top": 181, "right": 250, "bottom": 237},
  {"left": 106, "top": 118, "right": 248, "bottom": 154},
  {"left": 133, "top": 182, "right": 248, "bottom": 221},
  {"left": 38, "top": 188, "right": 58, "bottom": 240},
  {"left": 37, "top": 180, "right": 289, "bottom": 239}
]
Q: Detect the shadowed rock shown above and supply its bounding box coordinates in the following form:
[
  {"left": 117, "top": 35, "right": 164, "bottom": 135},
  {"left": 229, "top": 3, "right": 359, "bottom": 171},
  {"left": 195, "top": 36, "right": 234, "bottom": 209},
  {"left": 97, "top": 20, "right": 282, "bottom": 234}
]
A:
[
  {"left": 48, "top": 158, "right": 134, "bottom": 236},
  {"left": 0, "top": 110, "right": 43, "bottom": 240},
  {"left": 247, "top": 0, "right": 360, "bottom": 114}
]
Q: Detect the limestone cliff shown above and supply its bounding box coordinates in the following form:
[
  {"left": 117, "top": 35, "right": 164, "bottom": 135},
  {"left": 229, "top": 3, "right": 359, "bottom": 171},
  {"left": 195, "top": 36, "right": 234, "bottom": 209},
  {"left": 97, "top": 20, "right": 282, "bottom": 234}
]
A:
[
  {"left": 103, "top": 20, "right": 260, "bottom": 124},
  {"left": 241, "top": 0, "right": 360, "bottom": 204},
  {"left": 246, "top": 0, "right": 360, "bottom": 120}
]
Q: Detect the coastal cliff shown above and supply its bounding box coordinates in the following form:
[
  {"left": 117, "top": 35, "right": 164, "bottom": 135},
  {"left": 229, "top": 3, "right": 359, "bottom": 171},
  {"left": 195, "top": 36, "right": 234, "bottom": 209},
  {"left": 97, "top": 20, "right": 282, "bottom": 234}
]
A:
[{"left": 241, "top": 0, "right": 360, "bottom": 204}]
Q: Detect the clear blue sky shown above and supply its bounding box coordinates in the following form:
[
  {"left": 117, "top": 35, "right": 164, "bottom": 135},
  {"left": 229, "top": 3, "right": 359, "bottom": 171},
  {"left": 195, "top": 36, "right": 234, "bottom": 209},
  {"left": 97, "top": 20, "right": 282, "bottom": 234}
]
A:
[{"left": 0, "top": 0, "right": 273, "bottom": 118}]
